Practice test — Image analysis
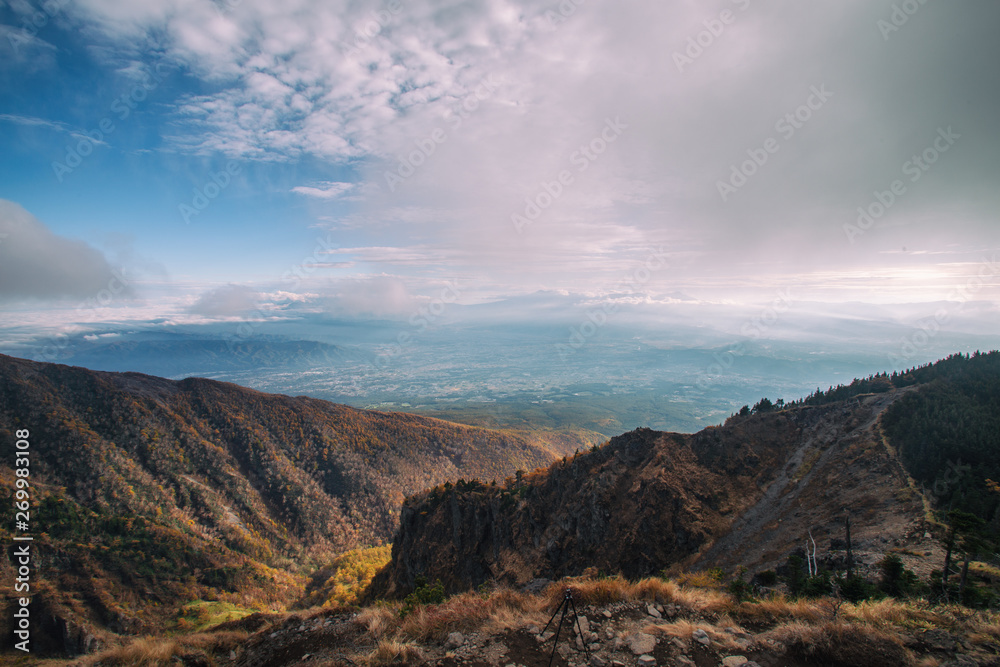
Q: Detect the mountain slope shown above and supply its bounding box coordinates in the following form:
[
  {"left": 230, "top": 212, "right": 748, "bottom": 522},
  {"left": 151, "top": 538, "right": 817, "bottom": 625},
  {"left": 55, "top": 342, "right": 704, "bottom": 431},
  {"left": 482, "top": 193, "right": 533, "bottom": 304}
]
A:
[
  {"left": 0, "top": 353, "right": 563, "bottom": 654},
  {"left": 371, "top": 388, "right": 928, "bottom": 598}
]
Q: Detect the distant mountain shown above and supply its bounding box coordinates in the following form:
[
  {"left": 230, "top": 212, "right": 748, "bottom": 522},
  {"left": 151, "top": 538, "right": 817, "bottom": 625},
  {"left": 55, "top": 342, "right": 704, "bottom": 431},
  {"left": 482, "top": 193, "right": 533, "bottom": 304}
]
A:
[
  {"left": 371, "top": 352, "right": 1000, "bottom": 598},
  {"left": 42, "top": 332, "right": 367, "bottom": 378},
  {"left": 0, "top": 354, "right": 561, "bottom": 655}
]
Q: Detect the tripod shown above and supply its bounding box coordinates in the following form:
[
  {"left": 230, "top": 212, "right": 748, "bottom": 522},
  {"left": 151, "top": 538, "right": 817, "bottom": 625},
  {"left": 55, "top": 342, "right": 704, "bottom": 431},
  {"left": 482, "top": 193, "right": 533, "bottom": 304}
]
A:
[{"left": 540, "top": 589, "right": 591, "bottom": 667}]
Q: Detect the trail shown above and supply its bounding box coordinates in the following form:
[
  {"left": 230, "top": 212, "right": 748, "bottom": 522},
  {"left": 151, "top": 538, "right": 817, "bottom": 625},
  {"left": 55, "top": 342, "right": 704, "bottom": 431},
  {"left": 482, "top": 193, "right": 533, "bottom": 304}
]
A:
[{"left": 693, "top": 390, "right": 909, "bottom": 571}]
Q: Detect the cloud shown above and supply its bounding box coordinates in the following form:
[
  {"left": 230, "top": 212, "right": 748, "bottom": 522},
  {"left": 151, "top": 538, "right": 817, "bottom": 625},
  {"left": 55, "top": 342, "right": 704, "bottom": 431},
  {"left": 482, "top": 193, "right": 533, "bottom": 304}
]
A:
[
  {"left": 50, "top": 0, "right": 1000, "bottom": 307},
  {"left": 0, "top": 200, "right": 133, "bottom": 302},
  {"left": 0, "top": 114, "right": 109, "bottom": 146},
  {"left": 291, "top": 181, "right": 357, "bottom": 200},
  {"left": 0, "top": 23, "right": 58, "bottom": 72},
  {"left": 0, "top": 113, "right": 69, "bottom": 131},
  {"left": 319, "top": 276, "right": 418, "bottom": 319},
  {"left": 188, "top": 284, "right": 261, "bottom": 317}
]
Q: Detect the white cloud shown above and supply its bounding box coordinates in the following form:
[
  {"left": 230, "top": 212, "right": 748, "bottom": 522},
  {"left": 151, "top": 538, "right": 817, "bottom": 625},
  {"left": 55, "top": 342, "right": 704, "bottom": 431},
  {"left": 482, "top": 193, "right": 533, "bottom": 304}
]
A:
[
  {"left": 0, "top": 113, "right": 68, "bottom": 131},
  {"left": 188, "top": 284, "right": 260, "bottom": 317},
  {"left": 291, "top": 181, "right": 357, "bottom": 200}
]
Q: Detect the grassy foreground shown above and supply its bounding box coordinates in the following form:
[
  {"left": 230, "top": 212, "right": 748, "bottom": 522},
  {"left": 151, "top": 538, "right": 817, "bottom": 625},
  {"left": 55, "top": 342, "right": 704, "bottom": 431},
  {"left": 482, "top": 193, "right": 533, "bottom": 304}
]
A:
[{"left": 32, "top": 573, "right": 1000, "bottom": 666}]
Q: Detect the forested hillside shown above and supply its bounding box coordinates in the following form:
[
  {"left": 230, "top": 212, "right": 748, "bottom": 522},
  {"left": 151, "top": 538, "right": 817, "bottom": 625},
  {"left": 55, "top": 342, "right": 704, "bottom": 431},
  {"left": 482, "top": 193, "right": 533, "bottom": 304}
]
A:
[
  {"left": 0, "top": 354, "right": 562, "bottom": 652},
  {"left": 880, "top": 351, "right": 1000, "bottom": 520}
]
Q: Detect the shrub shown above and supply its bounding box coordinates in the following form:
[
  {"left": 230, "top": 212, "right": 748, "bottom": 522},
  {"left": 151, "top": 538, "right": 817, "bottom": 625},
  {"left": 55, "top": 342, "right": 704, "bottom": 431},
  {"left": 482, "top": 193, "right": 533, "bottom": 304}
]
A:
[
  {"left": 879, "top": 555, "right": 921, "bottom": 598},
  {"left": 836, "top": 575, "right": 881, "bottom": 603},
  {"left": 754, "top": 569, "right": 778, "bottom": 587},
  {"left": 727, "top": 566, "right": 755, "bottom": 602},
  {"left": 401, "top": 577, "right": 446, "bottom": 618}
]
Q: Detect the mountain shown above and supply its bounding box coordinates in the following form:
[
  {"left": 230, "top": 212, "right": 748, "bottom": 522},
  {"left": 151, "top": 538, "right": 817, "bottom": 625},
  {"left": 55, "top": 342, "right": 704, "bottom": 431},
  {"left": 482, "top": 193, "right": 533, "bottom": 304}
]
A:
[
  {"left": 371, "top": 352, "right": 1000, "bottom": 599},
  {"left": 0, "top": 353, "right": 566, "bottom": 655},
  {"left": 37, "top": 331, "right": 367, "bottom": 378}
]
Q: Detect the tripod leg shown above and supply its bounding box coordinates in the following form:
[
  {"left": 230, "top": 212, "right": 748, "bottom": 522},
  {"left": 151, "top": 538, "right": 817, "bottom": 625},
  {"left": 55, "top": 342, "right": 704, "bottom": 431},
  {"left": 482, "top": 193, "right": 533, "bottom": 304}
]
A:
[
  {"left": 540, "top": 595, "right": 563, "bottom": 636},
  {"left": 568, "top": 595, "right": 591, "bottom": 660},
  {"left": 547, "top": 599, "right": 569, "bottom": 667}
]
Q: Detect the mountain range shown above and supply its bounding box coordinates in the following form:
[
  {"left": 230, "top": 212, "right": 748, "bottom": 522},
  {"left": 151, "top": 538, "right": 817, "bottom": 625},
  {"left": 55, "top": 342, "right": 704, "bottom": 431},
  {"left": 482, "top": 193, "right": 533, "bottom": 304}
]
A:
[{"left": 1, "top": 350, "right": 998, "bottom": 660}]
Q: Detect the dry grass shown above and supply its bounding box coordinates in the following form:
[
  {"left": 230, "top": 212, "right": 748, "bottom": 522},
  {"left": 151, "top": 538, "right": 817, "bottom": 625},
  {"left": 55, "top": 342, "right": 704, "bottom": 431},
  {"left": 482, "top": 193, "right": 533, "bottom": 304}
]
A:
[
  {"left": 842, "top": 597, "right": 938, "bottom": 630},
  {"left": 356, "top": 603, "right": 400, "bottom": 640},
  {"left": 641, "top": 619, "right": 704, "bottom": 639},
  {"left": 674, "top": 570, "right": 724, "bottom": 588},
  {"left": 73, "top": 630, "right": 249, "bottom": 666},
  {"left": 79, "top": 637, "right": 180, "bottom": 666},
  {"left": 365, "top": 639, "right": 424, "bottom": 666},
  {"left": 631, "top": 577, "right": 681, "bottom": 603},
  {"left": 764, "top": 620, "right": 913, "bottom": 666},
  {"left": 666, "top": 583, "right": 734, "bottom": 616},
  {"left": 538, "top": 575, "right": 733, "bottom": 617},
  {"left": 967, "top": 615, "right": 1000, "bottom": 645},
  {"left": 539, "top": 575, "right": 632, "bottom": 609},
  {"left": 735, "top": 592, "right": 830, "bottom": 623},
  {"left": 399, "top": 588, "right": 536, "bottom": 641}
]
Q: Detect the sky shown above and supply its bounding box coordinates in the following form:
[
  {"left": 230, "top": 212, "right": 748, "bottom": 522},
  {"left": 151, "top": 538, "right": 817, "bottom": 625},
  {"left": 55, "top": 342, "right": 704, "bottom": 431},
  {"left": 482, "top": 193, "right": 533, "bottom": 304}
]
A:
[{"left": 1, "top": 0, "right": 999, "bottom": 347}]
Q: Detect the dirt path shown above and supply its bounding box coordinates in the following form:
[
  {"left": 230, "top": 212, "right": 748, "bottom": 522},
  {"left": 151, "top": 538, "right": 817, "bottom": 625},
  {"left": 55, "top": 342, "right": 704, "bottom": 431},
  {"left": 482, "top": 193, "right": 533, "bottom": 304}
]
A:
[{"left": 692, "top": 390, "right": 916, "bottom": 574}]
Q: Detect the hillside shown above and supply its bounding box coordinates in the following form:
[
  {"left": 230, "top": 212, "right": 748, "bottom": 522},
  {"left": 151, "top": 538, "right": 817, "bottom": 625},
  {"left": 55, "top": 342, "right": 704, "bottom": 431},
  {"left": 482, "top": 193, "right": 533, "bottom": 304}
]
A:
[
  {"left": 0, "top": 354, "right": 568, "bottom": 655},
  {"left": 372, "top": 352, "right": 1000, "bottom": 600}
]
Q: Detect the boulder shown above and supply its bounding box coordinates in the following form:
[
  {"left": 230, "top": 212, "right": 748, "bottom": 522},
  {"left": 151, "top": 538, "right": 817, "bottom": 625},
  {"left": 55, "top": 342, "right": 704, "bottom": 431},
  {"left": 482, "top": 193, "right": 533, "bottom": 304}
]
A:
[{"left": 627, "top": 632, "right": 657, "bottom": 655}]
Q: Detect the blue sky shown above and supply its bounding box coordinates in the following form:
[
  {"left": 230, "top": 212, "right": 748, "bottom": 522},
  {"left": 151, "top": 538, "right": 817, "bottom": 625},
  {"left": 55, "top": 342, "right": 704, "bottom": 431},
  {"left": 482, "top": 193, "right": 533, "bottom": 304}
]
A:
[{"left": 1, "top": 0, "right": 999, "bottom": 348}]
